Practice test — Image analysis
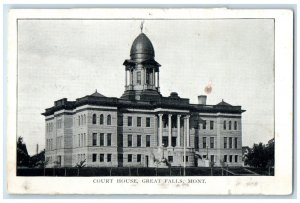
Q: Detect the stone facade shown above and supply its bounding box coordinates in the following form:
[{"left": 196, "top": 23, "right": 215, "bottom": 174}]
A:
[{"left": 43, "top": 31, "right": 245, "bottom": 168}]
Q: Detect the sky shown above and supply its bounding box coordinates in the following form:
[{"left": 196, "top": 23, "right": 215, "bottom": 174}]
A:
[{"left": 17, "top": 19, "right": 274, "bottom": 155}]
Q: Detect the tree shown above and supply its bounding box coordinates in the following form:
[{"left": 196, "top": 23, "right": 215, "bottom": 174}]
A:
[
  {"left": 245, "top": 141, "right": 274, "bottom": 168},
  {"left": 17, "top": 137, "right": 30, "bottom": 167},
  {"left": 30, "top": 149, "right": 46, "bottom": 168},
  {"left": 75, "top": 159, "right": 86, "bottom": 176}
]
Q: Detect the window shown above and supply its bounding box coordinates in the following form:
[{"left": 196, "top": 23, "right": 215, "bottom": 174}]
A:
[
  {"left": 81, "top": 115, "right": 83, "bottom": 126},
  {"left": 137, "top": 135, "right": 141, "bottom": 147},
  {"left": 107, "top": 154, "right": 112, "bottom": 162},
  {"left": 92, "top": 154, "right": 97, "bottom": 162},
  {"left": 100, "top": 114, "right": 104, "bottom": 125},
  {"left": 57, "top": 156, "right": 62, "bottom": 166},
  {"left": 224, "top": 155, "right": 227, "bottom": 162},
  {"left": 107, "top": 133, "right": 112, "bottom": 146},
  {"left": 128, "top": 116, "right": 132, "bottom": 126},
  {"left": 234, "top": 137, "right": 238, "bottom": 149},
  {"left": 146, "top": 135, "right": 151, "bottom": 147},
  {"left": 235, "top": 155, "right": 238, "bottom": 162},
  {"left": 107, "top": 115, "right": 111, "bottom": 125},
  {"left": 93, "top": 133, "right": 97, "bottom": 146},
  {"left": 57, "top": 119, "right": 62, "bottom": 129},
  {"left": 203, "top": 120, "right": 206, "bottom": 129},
  {"left": 171, "top": 137, "right": 177, "bottom": 147},
  {"left": 137, "top": 154, "right": 141, "bottom": 162},
  {"left": 100, "top": 133, "right": 104, "bottom": 146},
  {"left": 78, "top": 116, "right": 80, "bottom": 126},
  {"left": 223, "top": 120, "right": 226, "bottom": 130},
  {"left": 84, "top": 115, "right": 86, "bottom": 125},
  {"left": 203, "top": 137, "right": 207, "bottom": 148},
  {"left": 234, "top": 121, "right": 237, "bottom": 130},
  {"left": 163, "top": 119, "right": 167, "bottom": 128},
  {"left": 210, "top": 120, "right": 214, "bottom": 130},
  {"left": 210, "top": 137, "right": 214, "bottom": 148},
  {"left": 195, "top": 136, "right": 199, "bottom": 150},
  {"left": 162, "top": 136, "right": 168, "bottom": 147},
  {"left": 229, "top": 121, "right": 232, "bottom": 130},
  {"left": 118, "top": 154, "right": 123, "bottom": 163},
  {"left": 224, "top": 137, "right": 227, "bottom": 148},
  {"left": 229, "top": 137, "right": 233, "bottom": 148},
  {"left": 146, "top": 117, "right": 151, "bottom": 127},
  {"left": 128, "top": 135, "right": 132, "bottom": 147},
  {"left": 168, "top": 156, "right": 173, "bottom": 163},
  {"left": 118, "top": 134, "right": 123, "bottom": 147},
  {"left": 137, "top": 71, "right": 141, "bottom": 85},
  {"left": 83, "top": 133, "right": 86, "bottom": 146},
  {"left": 92, "top": 114, "right": 97, "bottom": 124},
  {"left": 78, "top": 134, "right": 80, "bottom": 147},
  {"left": 100, "top": 154, "right": 104, "bottom": 162},
  {"left": 128, "top": 154, "right": 132, "bottom": 162},
  {"left": 229, "top": 155, "right": 233, "bottom": 162},
  {"left": 183, "top": 156, "right": 188, "bottom": 162},
  {"left": 210, "top": 155, "right": 215, "bottom": 162},
  {"left": 137, "top": 117, "right": 141, "bottom": 127}
]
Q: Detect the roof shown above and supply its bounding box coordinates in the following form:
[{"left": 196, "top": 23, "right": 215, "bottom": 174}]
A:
[
  {"left": 130, "top": 33, "right": 155, "bottom": 61},
  {"left": 42, "top": 92, "right": 245, "bottom": 116},
  {"left": 216, "top": 100, "right": 232, "bottom": 106},
  {"left": 90, "top": 90, "right": 106, "bottom": 98}
]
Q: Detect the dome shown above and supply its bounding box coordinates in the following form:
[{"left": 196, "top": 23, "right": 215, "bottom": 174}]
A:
[{"left": 130, "top": 33, "right": 155, "bottom": 61}]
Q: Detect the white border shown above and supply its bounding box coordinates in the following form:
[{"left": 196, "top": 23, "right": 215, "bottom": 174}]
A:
[{"left": 6, "top": 8, "right": 293, "bottom": 195}]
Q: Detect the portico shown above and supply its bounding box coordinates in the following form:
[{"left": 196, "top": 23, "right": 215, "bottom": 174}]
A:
[{"left": 156, "top": 111, "right": 191, "bottom": 149}]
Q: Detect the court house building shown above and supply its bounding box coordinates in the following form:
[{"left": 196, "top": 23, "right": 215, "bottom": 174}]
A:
[{"left": 43, "top": 31, "right": 246, "bottom": 168}]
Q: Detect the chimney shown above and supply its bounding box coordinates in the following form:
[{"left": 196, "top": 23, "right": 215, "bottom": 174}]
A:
[
  {"left": 198, "top": 95, "right": 207, "bottom": 105},
  {"left": 36, "top": 144, "right": 39, "bottom": 155}
]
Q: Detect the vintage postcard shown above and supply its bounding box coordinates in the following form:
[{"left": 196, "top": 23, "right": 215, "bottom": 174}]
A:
[{"left": 6, "top": 8, "right": 293, "bottom": 195}]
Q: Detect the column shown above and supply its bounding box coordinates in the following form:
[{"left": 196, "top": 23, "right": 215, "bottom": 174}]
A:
[
  {"left": 168, "top": 114, "right": 172, "bottom": 147},
  {"left": 152, "top": 69, "right": 155, "bottom": 87},
  {"left": 144, "top": 68, "right": 147, "bottom": 85},
  {"left": 125, "top": 70, "right": 127, "bottom": 87},
  {"left": 129, "top": 70, "right": 132, "bottom": 87},
  {"left": 141, "top": 68, "right": 144, "bottom": 86},
  {"left": 177, "top": 115, "right": 181, "bottom": 147},
  {"left": 158, "top": 114, "right": 163, "bottom": 147},
  {"left": 157, "top": 71, "right": 160, "bottom": 91},
  {"left": 186, "top": 115, "right": 190, "bottom": 147}
]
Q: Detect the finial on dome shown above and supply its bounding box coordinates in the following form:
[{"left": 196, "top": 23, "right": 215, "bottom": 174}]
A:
[
  {"left": 95, "top": 89, "right": 97, "bottom": 93},
  {"left": 140, "top": 21, "right": 144, "bottom": 33}
]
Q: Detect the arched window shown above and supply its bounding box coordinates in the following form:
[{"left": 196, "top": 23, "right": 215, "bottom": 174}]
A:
[
  {"left": 92, "top": 114, "right": 97, "bottom": 124},
  {"left": 100, "top": 114, "right": 104, "bottom": 125},
  {"left": 229, "top": 121, "right": 232, "bottom": 130},
  {"left": 234, "top": 121, "right": 237, "bottom": 130},
  {"left": 81, "top": 115, "right": 83, "bottom": 126},
  {"left": 84, "top": 115, "right": 86, "bottom": 125},
  {"left": 78, "top": 116, "right": 80, "bottom": 126},
  {"left": 107, "top": 115, "right": 111, "bottom": 125},
  {"left": 223, "top": 120, "right": 226, "bottom": 130}
]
